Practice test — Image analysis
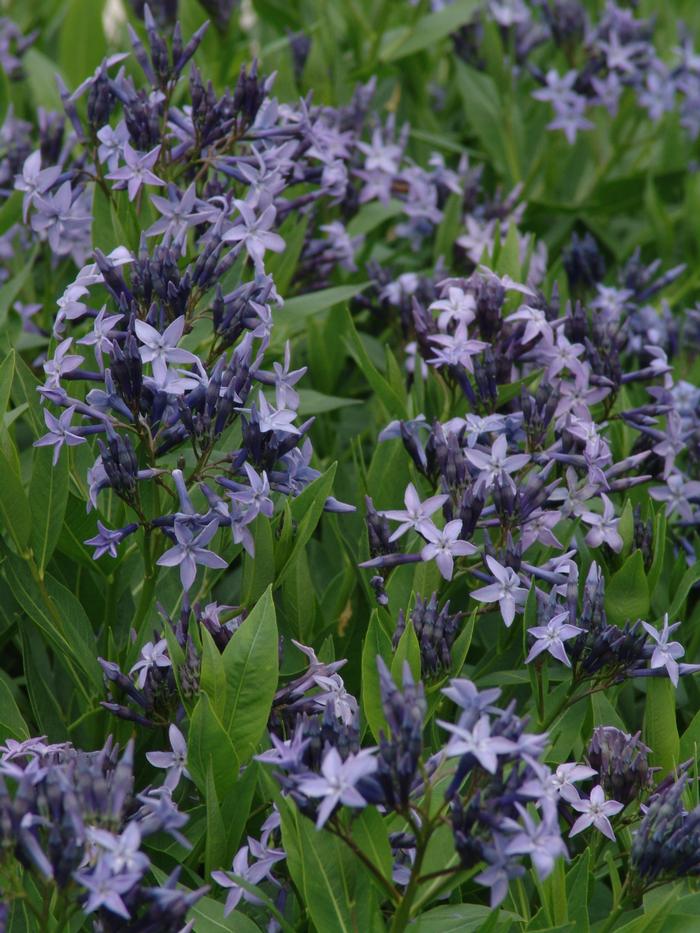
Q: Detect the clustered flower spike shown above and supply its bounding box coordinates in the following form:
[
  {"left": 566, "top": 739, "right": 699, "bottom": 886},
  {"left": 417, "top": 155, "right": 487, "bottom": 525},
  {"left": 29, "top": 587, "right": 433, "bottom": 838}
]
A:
[
  {"left": 0, "top": 735, "right": 202, "bottom": 927},
  {"left": 13, "top": 9, "right": 376, "bottom": 602}
]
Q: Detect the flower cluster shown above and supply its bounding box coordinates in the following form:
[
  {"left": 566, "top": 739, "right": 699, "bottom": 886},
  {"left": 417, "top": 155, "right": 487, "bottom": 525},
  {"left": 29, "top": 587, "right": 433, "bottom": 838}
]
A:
[
  {"left": 448, "top": 0, "right": 700, "bottom": 144},
  {"left": 0, "top": 735, "right": 200, "bottom": 928}
]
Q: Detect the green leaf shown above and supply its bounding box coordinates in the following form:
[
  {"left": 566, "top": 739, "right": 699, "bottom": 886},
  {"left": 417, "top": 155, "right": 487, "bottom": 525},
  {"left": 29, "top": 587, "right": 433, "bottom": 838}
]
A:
[
  {"left": 647, "top": 508, "right": 666, "bottom": 601},
  {"left": 279, "top": 800, "right": 378, "bottom": 933},
  {"left": 680, "top": 707, "right": 700, "bottom": 761},
  {"left": 666, "top": 559, "right": 700, "bottom": 620},
  {"left": 414, "top": 904, "right": 493, "bottom": 932},
  {"left": 187, "top": 693, "right": 238, "bottom": 797},
  {"left": 618, "top": 500, "right": 635, "bottom": 554},
  {"left": 276, "top": 463, "right": 337, "bottom": 586},
  {"left": 605, "top": 550, "right": 650, "bottom": 626},
  {"left": 266, "top": 213, "right": 308, "bottom": 294},
  {"left": 24, "top": 49, "right": 64, "bottom": 111},
  {"left": 614, "top": 889, "right": 679, "bottom": 933},
  {"left": 279, "top": 283, "right": 369, "bottom": 335},
  {"left": 11, "top": 351, "right": 44, "bottom": 438},
  {"left": 346, "top": 199, "right": 403, "bottom": 236},
  {"left": 493, "top": 222, "right": 522, "bottom": 282},
  {"left": 1, "top": 552, "right": 101, "bottom": 697},
  {"left": 590, "top": 691, "right": 626, "bottom": 731},
  {"left": 341, "top": 306, "right": 408, "bottom": 419},
  {"left": 296, "top": 388, "right": 362, "bottom": 415},
  {"left": 456, "top": 61, "right": 515, "bottom": 182},
  {"left": 222, "top": 586, "right": 278, "bottom": 764},
  {"left": 0, "top": 441, "right": 31, "bottom": 552},
  {"left": 565, "top": 849, "right": 591, "bottom": 933},
  {"left": 0, "top": 678, "right": 29, "bottom": 742},
  {"left": 380, "top": 1, "right": 480, "bottom": 61},
  {"left": 58, "top": 0, "right": 107, "bottom": 90},
  {"left": 391, "top": 618, "right": 421, "bottom": 683},
  {"left": 351, "top": 807, "right": 393, "bottom": 889},
  {"left": 280, "top": 544, "right": 317, "bottom": 643},
  {"left": 0, "top": 351, "right": 14, "bottom": 422},
  {"left": 433, "top": 191, "right": 463, "bottom": 264},
  {"left": 361, "top": 610, "right": 393, "bottom": 741},
  {"left": 181, "top": 894, "right": 262, "bottom": 932},
  {"left": 644, "top": 678, "right": 680, "bottom": 774},
  {"left": 0, "top": 247, "right": 38, "bottom": 329},
  {"left": 242, "top": 513, "right": 276, "bottom": 604},
  {"left": 200, "top": 626, "right": 227, "bottom": 718},
  {"left": 29, "top": 446, "right": 69, "bottom": 574},
  {"left": 92, "top": 184, "right": 117, "bottom": 253},
  {"left": 20, "top": 628, "right": 67, "bottom": 740},
  {"left": 204, "top": 761, "right": 228, "bottom": 880}
]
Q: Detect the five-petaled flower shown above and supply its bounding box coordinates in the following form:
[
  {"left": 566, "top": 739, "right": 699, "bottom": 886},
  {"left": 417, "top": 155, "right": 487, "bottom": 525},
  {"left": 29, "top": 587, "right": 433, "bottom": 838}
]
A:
[
  {"left": 156, "top": 520, "right": 228, "bottom": 591},
  {"left": 420, "top": 519, "right": 477, "bottom": 580},
  {"left": 471, "top": 556, "right": 529, "bottom": 627},
  {"left": 297, "top": 747, "right": 378, "bottom": 828},
  {"left": 381, "top": 482, "right": 448, "bottom": 542},
  {"left": 569, "top": 785, "right": 624, "bottom": 841},
  {"left": 641, "top": 614, "right": 685, "bottom": 686}
]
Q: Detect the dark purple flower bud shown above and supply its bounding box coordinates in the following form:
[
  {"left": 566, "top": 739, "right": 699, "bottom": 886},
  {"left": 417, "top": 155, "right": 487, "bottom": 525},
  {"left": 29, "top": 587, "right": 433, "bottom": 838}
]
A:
[
  {"left": 110, "top": 331, "right": 143, "bottom": 410},
  {"left": 365, "top": 496, "right": 398, "bottom": 559},
  {"left": 587, "top": 726, "right": 652, "bottom": 807},
  {"left": 395, "top": 593, "right": 465, "bottom": 676},
  {"left": 98, "top": 429, "right": 139, "bottom": 498},
  {"left": 375, "top": 658, "right": 426, "bottom": 809},
  {"left": 564, "top": 231, "right": 605, "bottom": 293}
]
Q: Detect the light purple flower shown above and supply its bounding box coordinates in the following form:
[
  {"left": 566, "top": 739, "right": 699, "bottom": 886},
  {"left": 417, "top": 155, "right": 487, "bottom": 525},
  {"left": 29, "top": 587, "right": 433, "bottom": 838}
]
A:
[
  {"left": 507, "top": 303, "right": 555, "bottom": 344},
  {"left": 146, "top": 724, "right": 190, "bottom": 790},
  {"left": 134, "top": 316, "right": 198, "bottom": 384},
  {"left": 521, "top": 761, "right": 597, "bottom": 806},
  {"left": 268, "top": 341, "right": 306, "bottom": 409},
  {"left": 569, "top": 785, "right": 624, "bottom": 841},
  {"left": 87, "top": 822, "right": 149, "bottom": 875},
  {"left": 96, "top": 120, "right": 129, "bottom": 171},
  {"left": 471, "top": 556, "right": 528, "bottom": 627},
  {"left": 381, "top": 482, "right": 448, "bottom": 542},
  {"left": 77, "top": 307, "right": 123, "bottom": 366},
  {"left": 156, "top": 520, "right": 228, "bottom": 591},
  {"left": 146, "top": 183, "right": 211, "bottom": 251},
  {"left": 33, "top": 406, "right": 86, "bottom": 465},
  {"left": 641, "top": 614, "right": 685, "bottom": 686},
  {"left": 475, "top": 834, "right": 524, "bottom": 907},
  {"left": 74, "top": 860, "right": 141, "bottom": 920},
  {"left": 84, "top": 521, "right": 127, "bottom": 559},
  {"left": 297, "top": 747, "right": 377, "bottom": 828},
  {"left": 526, "top": 611, "right": 584, "bottom": 667},
  {"left": 230, "top": 463, "right": 274, "bottom": 523},
  {"left": 107, "top": 142, "right": 165, "bottom": 201},
  {"left": 221, "top": 198, "right": 285, "bottom": 271},
  {"left": 428, "top": 321, "right": 489, "bottom": 371},
  {"left": 429, "top": 287, "right": 476, "bottom": 329},
  {"left": 255, "top": 392, "right": 300, "bottom": 435},
  {"left": 130, "top": 638, "right": 171, "bottom": 689},
  {"left": 650, "top": 472, "right": 700, "bottom": 520},
  {"left": 14, "top": 150, "right": 61, "bottom": 221},
  {"left": 419, "top": 519, "right": 477, "bottom": 581},
  {"left": 212, "top": 838, "right": 285, "bottom": 915},
  {"left": 504, "top": 806, "right": 568, "bottom": 879},
  {"left": 465, "top": 434, "right": 530, "bottom": 493},
  {"left": 43, "top": 337, "right": 84, "bottom": 390},
  {"left": 580, "top": 493, "right": 623, "bottom": 552},
  {"left": 437, "top": 714, "right": 515, "bottom": 773}
]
